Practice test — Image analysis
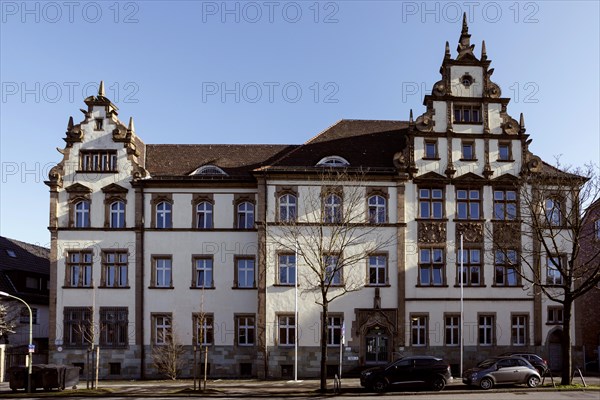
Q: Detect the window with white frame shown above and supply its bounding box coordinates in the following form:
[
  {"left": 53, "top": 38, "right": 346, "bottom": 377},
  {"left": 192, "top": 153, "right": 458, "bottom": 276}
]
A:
[
  {"left": 155, "top": 201, "right": 172, "bottom": 229},
  {"left": 324, "top": 254, "right": 342, "bottom": 286},
  {"left": 102, "top": 251, "right": 128, "bottom": 287},
  {"left": 74, "top": 200, "right": 90, "bottom": 228},
  {"left": 456, "top": 189, "right": 480, "bottom": 220},
  {"left": 478, "top": 315, "right": 494, "bottom": 345},
  {"left": 419, "top": 188, "right": 443, "bottom": 219},
  {"left": 153, "top": 314, "right": 172, "bottom": 345},
  {"left": 454, "top": 104, "right": 481, "bottom": 123},
  {"left": 316, "top": 156, "right": 350, "bottom": 167},
  {"left": 236, "top": 258, "right": 255, "bottom": 288},
  {"left": 109, "top": 201, "right": 125, "bottom": 228},
  {"left": 193, "top": 257, "right": 213, "bottom": 288},
  {"left": 80, "top": 150, "right": 117, "bottom": 172},
  {"left": 279, "top": 194, "right": 297, "bottom": 222},
  {"left": 445, "top": 315, "right": 460, "bottom": 346},
  {"left": 67, "top": 251, "right": 92, "bottom": 287},
  {"left": 193, "top": 313, "right": 214, "bottom": 345},
  {"left": 237, "top": 202, "right": 254, "bottom": 229},
  {"left": 368, "top": 195, "right": 386, "bottom": 223},
  {"left": 411, "top": 315, "right": 427, "bottom": 346},
  {"left": 278, "top": 315, "right": 295, "bottom": 346},
  {"left": 237, "top": 315, "right": 255, "bottom": 346},
  {"left": 493, "top": 190, "right": 517, "bottom": 220},
  {"left": 545, "top": 198, "right": 562, "bottom": 226},
  {"left": 457, "top": 248, "right": 482, "bottom": 286},
  {"left": 419, "top": 248, "right": 444, "bottom": 286},
  {"left": 546, "top": 256, "right": 563, "bottom": 285},
  {"left": 327, "top": 315, "right": 343, "bottom": 346},
  {"left": 153, "top": 257, "right": 172, "bottom": 288},
  {"left": 278, "top": 254, "right": 296, "bottom": 285},
  {"left": 196, "top": 202, "right": 213, "bottom": 229},
  {"left": 494, "top": 249, "right": 518, "bottom": 286},
  {"left": 323, "top": 193, "right": 342, "bottom": 223},
  {"left": 368, "top": 255, "right": 387, "bottom": 286},
  {"left": 511, "top": 315, "right": 528, "bottom": 346}
]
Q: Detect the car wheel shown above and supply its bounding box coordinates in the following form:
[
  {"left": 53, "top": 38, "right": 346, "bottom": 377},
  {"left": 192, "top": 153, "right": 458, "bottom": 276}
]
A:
[
  {"left": 527, "top": 375, "right": 540, "bottom": 388},
  {"left": 480, "top": 377, "right": 493, "bottom": 390},
  {"left": 430, "top": 377, "right": 446, "bottom": 391},
  {"left": 372, "top": 379, "right": 388, "bottom": 392}
]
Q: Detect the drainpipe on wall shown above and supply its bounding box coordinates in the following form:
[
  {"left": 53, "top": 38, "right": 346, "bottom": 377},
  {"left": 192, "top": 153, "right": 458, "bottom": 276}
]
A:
[{"left": 139, "top": 184, "right": 146, "bottom": 379}]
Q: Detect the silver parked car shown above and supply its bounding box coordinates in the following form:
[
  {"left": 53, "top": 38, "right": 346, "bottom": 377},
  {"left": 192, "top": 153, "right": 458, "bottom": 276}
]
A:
[{"left": 463, "top": 356, "right": 541, "bottom": 390}]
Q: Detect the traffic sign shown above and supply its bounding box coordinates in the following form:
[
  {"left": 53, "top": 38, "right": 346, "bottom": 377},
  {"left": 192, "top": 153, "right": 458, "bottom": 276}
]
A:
[{"left": 28, "top": 344, "right": 35, "bottom": 353}]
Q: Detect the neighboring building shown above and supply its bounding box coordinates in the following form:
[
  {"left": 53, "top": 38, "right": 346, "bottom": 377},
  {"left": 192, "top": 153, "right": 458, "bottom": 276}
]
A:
[
  {"left": 575, "top": 199, "right": 600, "bottom": 371},
  {"left": 0, "top": 236, "right": 50, "bottom": 360},
  {"left": 46, "top": 16, "right": 580, "bottom": 379}
]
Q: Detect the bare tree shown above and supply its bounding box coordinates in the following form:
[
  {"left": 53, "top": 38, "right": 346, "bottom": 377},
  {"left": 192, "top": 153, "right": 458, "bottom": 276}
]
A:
[
  {"left": 152, "top": 326, "right": 185, "bottom": 380},
  {"left": 493, "top": 161, "right": 600, "bottom": 384},
  {"left": 0, "top": 302, "right": 19, "bottom": 343},
  {"left": 267, "top": 168, "right": 395, "bottom": 391}
]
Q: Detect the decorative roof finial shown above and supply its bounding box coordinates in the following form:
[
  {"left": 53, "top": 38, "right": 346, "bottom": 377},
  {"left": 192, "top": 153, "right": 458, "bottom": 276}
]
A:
[
  {"left": 98, "top": 80, "right": 105, "bottom": 97},
  {"left": 128, "top": 116, "right": 135, "bottom": 133},
  {"left": 481, "top": 40, "right": 487, "bottom": 60},
  {"left": 67, "top": 116, "right": 74, "bottom": 130},
  {"left": 444, "top": 41, "right": 451, "bottom": 59},
  {"left": 456, "top": 13, "right": 476, "bottom": 60},
  {"left": 409, "top": 109, "right": 414, "bottom": 125},
  {"left": 519, "top": 113, "right": 526, "bottom": 133}
]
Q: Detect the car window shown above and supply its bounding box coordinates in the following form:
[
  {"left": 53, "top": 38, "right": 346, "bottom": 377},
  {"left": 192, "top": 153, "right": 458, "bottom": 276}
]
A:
[
  {"left": 516, "top": 359, "right": 529, "bottom": 367},
  {"left": 414, "top": 359, "right": 433, "bottom": 367},
  {"left": 394, "top": 359, "right": 412, "bottom": 367},
  {"left": 477, "top": 359, "right": 496, "bottom": 368},
  {"left": 497, "top": 359, "right": 513, "bottom": 368}
]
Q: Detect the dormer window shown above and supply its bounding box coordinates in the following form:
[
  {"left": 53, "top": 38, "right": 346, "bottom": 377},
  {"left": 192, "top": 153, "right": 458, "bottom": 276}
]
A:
[
  {"left": 6, "top": 249, "right": 16, "bottom": 258},
  {"left": 80, "top": 150, "right": 117, "bottom": 172},
  {"left": 316, "top": 156, "right": 350, "bottom": 167},
  {"left": 454, "top": 104, "right": 481, "bottom": 123},
  {"left": 191, "top": 165, "right": 227, "bottom": 176},
  {"left": 461, "top": 74, "right": 473, "bottom": 87}
]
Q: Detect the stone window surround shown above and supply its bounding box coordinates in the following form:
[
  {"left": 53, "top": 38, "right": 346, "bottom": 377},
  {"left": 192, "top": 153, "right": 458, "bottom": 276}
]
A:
[
  {"left": 366, "top": 187, "right": 389, "bottom": 224},
  {"left": 417, "top": 247, "right": 447, "bottom": 287},
  {"left": 66, "top": 184, "right": 92, "bottom": 228},
  {"left": 460, "top": 139, "right": 477, "bottom": 161},
  {"left": 234, "top": 255, "right": 256, "bottom": 289},
  {"left": 275, "top": 252, "right": 296, "bottom": 286},
  {"left": 99, "top": 306, "right": 129, "bottom": 348},
  {"left": 492, "top": 248, "right": 521, "bottom": 287},
  {"left": 191, "top": 193, "right": 214, "bottom": 229},
  {"left": 151, "top": 312, "right": 172, "bottom": 346},
  {"left": 235, "top": 313, "right": 256, "bottom": 347},
  {"left": 365, "top": 252, "right": 389, "bottom": 287},
  {"left": 192, "top": 312, "right": 214, "bottom": 346},
  {"left": 150, "top": 193, "right": 173, "bottom": 229},
  {"left": 409, "top": 313, "right": 428, "bottom": 347},
  {"left": 191, "top": 254, "right": 215, "bottom": 289},
  {"left": 455, "top": 246, "right": 484, "bottom": 287},
  {"left": 276, "top": 313, "right": 296, "bottom": 347},
  {"left": 326, "top": 313, "right": 344, "bottom": 347},
  {"left": 64, "top": 249, "right": 93, "bottom": 288},
  {"left": 150, "top": 254, "right": 173, "bottom": 289},
  {"left": 510, "top": 313, "right": 529, "bottom": 346},
  {"left": 275, "top": 186, "right": 298, "bottom": 222},
  {"left": 233, "top": 193, "right": 256, "bottom": 229},
  {"left": 497, "top": 141, "right": 514, "bottom": 162},
  {"left": 477, "top": 312, "right": 497, "bottom": 346},
  {"left": 323, "top": 252, "right": 343, "bottom": 286},
  {"left": 321, "top": 186, "right": 343, "bottom": 223},
  {"left": 454, "top": 187, "right": 482, "bottom": 221},
  {"left": 63, "top": 306, "right": 92, "bottom": 348},
  {"left": 423, "top": 139, "right": 440, "bottom": 160},
  {"left": 100, "top": 249, "right": 129, "bottom": 288},
  {"left": 443, "top": 313, "right": 460, "bottom": 347}
]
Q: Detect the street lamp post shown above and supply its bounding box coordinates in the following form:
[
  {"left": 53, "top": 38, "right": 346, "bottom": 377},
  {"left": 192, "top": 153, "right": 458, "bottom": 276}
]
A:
[{"left": 0, "top": 291, "right": 33, "bottom": 393}]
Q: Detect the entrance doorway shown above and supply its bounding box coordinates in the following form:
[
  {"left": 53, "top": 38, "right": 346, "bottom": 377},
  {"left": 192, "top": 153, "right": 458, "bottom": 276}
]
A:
[
  {"left": 548, "top": 329, "right": 563, "bottom": 371},
  {"left": 365, "top": 327, "right": 389, "bottom": 364}
]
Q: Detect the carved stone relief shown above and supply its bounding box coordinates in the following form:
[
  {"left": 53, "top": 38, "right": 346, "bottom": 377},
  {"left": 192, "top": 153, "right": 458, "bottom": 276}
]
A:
[{"left": 418, "top": 221, "right": 447, "bottom": 243}]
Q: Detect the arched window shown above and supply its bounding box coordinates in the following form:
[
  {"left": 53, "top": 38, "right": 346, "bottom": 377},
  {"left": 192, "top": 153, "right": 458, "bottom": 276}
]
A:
[
  {"left": 74, "top": 200, "right": 90, "bottom": 228},
  {"left": 196, "top": 201, "right": 213, "bottom": 229},
  {"left": 237, "top": 202, "right": 254, "bottom": 229},
  {"left": 110, "top": 201, "right": 125, "bottom": 228},
  {"left": 156, "top": 201, "right": 172, "bottom": 229},
  {"left": 316, "top": 156, "right": 350, "bottom": 167},
  {"left": 279, "top": 194, "right": 297, "bottom": 222},
  {"left": 323, "top": 193, "right": 342, "bottom": 223},
  {"left": 368, "top": 195, "right": 386, "bottom": 223},
  {"left": 191, "top": 165, "right": 227, "bottom": 175}
]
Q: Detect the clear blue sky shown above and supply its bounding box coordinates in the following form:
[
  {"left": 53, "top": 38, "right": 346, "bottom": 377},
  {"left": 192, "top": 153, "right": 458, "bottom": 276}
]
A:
[{"left": 1, "top": 0, "right": 599, "bottom": 246}]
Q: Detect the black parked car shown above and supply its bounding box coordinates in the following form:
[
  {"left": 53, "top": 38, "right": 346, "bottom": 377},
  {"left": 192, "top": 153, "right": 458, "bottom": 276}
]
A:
[
  {"left": 499, "top": 352, "right": 549, "bottom": 376},
  {"left": 360, "top": 356, "right": 452, "bottom": 392}
]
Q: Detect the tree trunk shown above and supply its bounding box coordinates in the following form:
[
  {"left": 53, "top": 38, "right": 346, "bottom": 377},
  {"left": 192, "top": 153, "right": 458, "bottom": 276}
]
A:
[
  {"left": 320, "top": 300, "right": 328, "bottom": 392},
  {"left": 560, "top": 297, "right": 573, "bottom": 385}
]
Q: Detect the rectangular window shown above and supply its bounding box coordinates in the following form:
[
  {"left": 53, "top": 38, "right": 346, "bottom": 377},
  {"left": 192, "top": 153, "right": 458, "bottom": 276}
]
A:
[
  {"left": 63, "top": 307, "right": 92, "bottom": 347},
  {"left": 546, "top": 256, "right": 563, "bottom": 285},
  {"left": 456, "top": 189, "right": 480, "bottom": 220},
  {"left": 278, "top": 254, "right": 296, "bottom": 285},
  {"left": 494, "top": 190, "right": 518, "bottom": 220},
  {"left": 20, "top": 307, "right": 38, "bottom": 324},
  {"left": 419, "top": 188, "right": 444, "bottom": 219},
  {"left": 595, "top": 219, "right": 600, "bottom": 239},
  {"left": 411, "top": 315, "right": 427, "bottom": 346},
  {"left": 457, "top": 248, "right": 482, "bottom": 286},
  {"left": 547, "top": 306, "right": 563, "bottom": 324},
  {"left": 327, "top": 315, "right": 343, "bottom": 346},
  {"left": 80, "top": 150, "right": 117, "bottom": 172},
  {"left": 424, "top": 140, "right": 438, "bottom": 159},
  {"left": 324, "top": 254, "right": 342, "bottom": 286},
  {"left": 461, "top": 141, "right": 475, "bottom": 160},
  {"left": 237, "top": 315, "right": 255, "bottom": 346},
  {"left": 278, "top": 315, "right": 295, "bottom": 346},
  {"left": 99, "top": 307, "right": 128, "bottom": 348},
  {"left": 419, "top": 248, "right": 444, "bottom": 286},
  {"left": 494, "top": 250, "right": 518, "bottom": 286},
  {"left": 498, "top": 142, "right": 512, "bottom": 161},
  {"left": 368, "top": 255, "right": 387, "bottom": 286},
  {"left": 445, "top": 315, "right": 460, "bottom": 346},
  {"left": 193, "top": 257, "right": 213, "bottom": 288},
  {"left": 152, "top": 314, "right": 172, "bottom": 345},
  {"left": 153, "top": 257, "right": 172, "bottom": 288},
  {"left": 236, "top": 258, "right": 255, "bottom": 288},
  {"left": 454, "top": 104, "right": 482, "bottom": 123},
  {"left": 193, "top": 313, "right": 214, "bottom": 345},
  {"left": 102, "top": 251, "right": 128, "bottom": 287},
  {"left": 511, "top": 315, "right": 528, "bottom": 346},
  {"left": 545, "top": 199, "right": 562, "bottom": 226},
  {"left": 67, "top": 251, "right": 93, "bottom": 287},
  {"left": 25, "top": 276, "right": 40, "bottom": 290},
  {"left": 478, "top": 315, "right": 494, "bottom": 346}
]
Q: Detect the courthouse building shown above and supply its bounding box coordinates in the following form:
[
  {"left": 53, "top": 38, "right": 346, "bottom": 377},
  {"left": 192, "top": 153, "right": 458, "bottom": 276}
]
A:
[{"left": 46, "top": 18, "right": 578, "bottom": 378}]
